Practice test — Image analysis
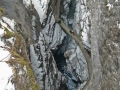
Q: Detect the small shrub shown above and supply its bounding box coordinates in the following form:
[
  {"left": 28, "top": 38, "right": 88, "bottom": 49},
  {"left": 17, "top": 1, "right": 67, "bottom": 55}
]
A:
[
  {"left": 4, "top": 27, "right": 14, "bottom": 39},
  {"left": 0, "top": 7, "right": 5, "bottom": 15},
  {"left": 10, "top": 51, "right": 40, "bottom": 90},
  {"left": 30, "top": 0, "right": 34, "bottom": 8},
  {"left": 31, "top": 3, "right": 34, "bottom": 8}
]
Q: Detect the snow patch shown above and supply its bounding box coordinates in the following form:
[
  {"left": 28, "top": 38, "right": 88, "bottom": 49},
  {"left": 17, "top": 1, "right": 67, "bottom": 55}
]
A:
[
  {"left": 6, "top": 37, "right": 15, "bottom": 46},
  {"left": 31, "top": 15, "right": 37, "bottom": 40},
  {"left": 117, "top": 21, "right": 120, "bottom": 29},
  {"left": 0, "top": 17, "right": 15, "bottom": 90},
  {"left": 30, "top": 43, "right": 45, "bottom": 89},
  {"left": 74, "top": 1, "right": 91, "bottom": 48},
  {"left": 50, "top": 23, "right": 66, "bottom": 49},
  {"left": 106, "top": 3, "right": 113, "bottom": 10},
  {"left": 42, "top": 13, "right": 66, "bottom": 49},
  {"left": 23, "top": 0, "right": 31, "bottom": 8},
  {"left": 31, "top": 0, "right": 50, "bottom": 23},
  {"left": 0, "top": 48, "right": 11, "bottom": 62},
  {"left": 0, "top": 17, "right": 16, "bottom": 47},
  {"left": 0, "top": 28, "right": 5, "bottom": 38},
  {"left": 0, "top": 62, "right": 14, "bottom": 90},
  {"left": 2, "top": 17, "right": 16, "bottom": 30},
  {"left": 112, "top": 42, "right": 118, "bottom": 47}
]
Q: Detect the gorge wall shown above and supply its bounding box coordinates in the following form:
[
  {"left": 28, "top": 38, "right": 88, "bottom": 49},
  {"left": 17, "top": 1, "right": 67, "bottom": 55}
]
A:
[{"left": 0, "top": 0, "right": 120, "bottom": 90}]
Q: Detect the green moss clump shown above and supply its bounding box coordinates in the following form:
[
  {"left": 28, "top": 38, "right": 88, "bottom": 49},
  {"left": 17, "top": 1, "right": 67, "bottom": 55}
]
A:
[
  {"left": 0, "top": 7, "right": 5, "bottom": 15},
  {"left": 4, "top": 27, "right": 14, "bottom": 39}
]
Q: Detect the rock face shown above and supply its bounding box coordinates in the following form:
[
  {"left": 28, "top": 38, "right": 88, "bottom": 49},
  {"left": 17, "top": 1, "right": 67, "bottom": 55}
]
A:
[
  {"left": 97, "top": 0, "right": 120, "bottom": 90},
  {"left": 85, "top": 0, "right": 120, "bottom": 90},
  {"left": 28, "top": 0, "right": 89, "bottom": 89},
  {"left": 0, "top": 16, "right": 39, "bottom": 90},
  {"left": 1, "top": 0, "right": 120, "bottom": 90},
  {"left": 0, "top": 0, "right": 33, "bottom": 36}
]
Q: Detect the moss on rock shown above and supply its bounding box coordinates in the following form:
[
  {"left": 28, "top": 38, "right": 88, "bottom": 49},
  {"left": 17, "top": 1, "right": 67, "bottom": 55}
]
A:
[
  {"left": 6, "top": 30, "right": 40, "bottom": 90},
  {"left": 4, "top": 27, "right": 14, "bottom": 39},
  {"left": 0, "top": 7, "right": 5, "bottom": 16},
  {"left": 9, "top": 51, "right": 39, "bottom": 90}
]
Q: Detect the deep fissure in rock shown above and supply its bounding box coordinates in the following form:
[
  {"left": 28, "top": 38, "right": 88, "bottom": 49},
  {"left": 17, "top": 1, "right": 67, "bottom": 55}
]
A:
[
  {"left": 51, "top": 35, "right": 83, "bottom": 90},
  {"left": 51, "top": 0, "right": 84, "bottom": 90}
]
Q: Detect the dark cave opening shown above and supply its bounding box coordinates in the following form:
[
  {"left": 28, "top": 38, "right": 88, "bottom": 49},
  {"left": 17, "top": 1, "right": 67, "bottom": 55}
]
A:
[{"left": 52, "top": 51, "right": 67, "bottom": 73}]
